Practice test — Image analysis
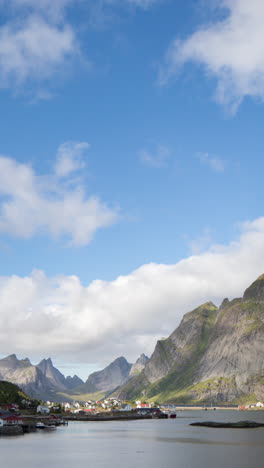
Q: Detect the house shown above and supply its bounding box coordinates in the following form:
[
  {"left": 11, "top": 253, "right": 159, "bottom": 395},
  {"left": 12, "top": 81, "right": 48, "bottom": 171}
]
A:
[
  {"left": 37, "top": 405, "right": 50, "bottom": 415},
  {"left": 137, "top": 403, "right": 151, "bottom": 409},
  {"left": 256, "top": 402, "right": 264, "bottom": 407},
  {"left": 0, "top": 419, "right": 3, "bottom": 427},
  {"left": 120, "top": 404, "right": 132, "bottom": 412},
  {"left": 3, "top": 415, "right": 23, "bottom": 425}
]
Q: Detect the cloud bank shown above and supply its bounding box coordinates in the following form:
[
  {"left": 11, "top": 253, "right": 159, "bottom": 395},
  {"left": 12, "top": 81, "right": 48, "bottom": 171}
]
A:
[
  {"left": 1, "top": 216, "right": 264, "bottom": 365},
  {"left": 0, "top": 142, "right": 118, "bottom": 246},
  {"left": 160, "top": 0, "right": 264, "bottom": 111}
]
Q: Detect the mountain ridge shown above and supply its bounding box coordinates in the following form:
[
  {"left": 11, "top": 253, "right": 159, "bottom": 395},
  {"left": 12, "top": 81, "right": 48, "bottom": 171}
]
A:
[{"left": 117, "top": 277, "right": 264, "bottom": 404}]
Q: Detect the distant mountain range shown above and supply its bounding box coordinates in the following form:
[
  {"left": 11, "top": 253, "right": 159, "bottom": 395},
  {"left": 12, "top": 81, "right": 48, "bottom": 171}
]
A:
[
  {"left": 0, "top": 353, "right": 149, "bottom": 402},
  {"left": 1, "top": 274, "right": 264, "bottom": 404},
  {"left": 0, "top": 354, "right": 85, "bottom": 401}
]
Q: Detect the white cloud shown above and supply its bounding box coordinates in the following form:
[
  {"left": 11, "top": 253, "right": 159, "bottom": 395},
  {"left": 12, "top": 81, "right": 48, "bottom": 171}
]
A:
[
  {"left": 1, "top": 216, "right": 264, "bottom": 367},
  {"left": 139, "top": 144, "right": 171, "bottom": 168},
  {"left": 55, "top": 141, "right": 90, "bottom": 178},
  {"left": 160, "top": 0, "right": 264, "bottom": 111},
  {"left": 0, "top": 143, "right": 118, "bottom": 246},
  {"left": 0, "top": 0, "right": 159, "bottom": 91},
  {"left": 0, "top": 15, "right": 77, "bottom": 89},
  {"left": 197, "top": 152, "right": 225, "bottom": 172}
]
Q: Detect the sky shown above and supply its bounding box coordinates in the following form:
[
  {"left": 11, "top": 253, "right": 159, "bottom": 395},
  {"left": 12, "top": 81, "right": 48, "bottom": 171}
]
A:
[{"left": 1, "top": 0, "right": 264, "bottom": 380}]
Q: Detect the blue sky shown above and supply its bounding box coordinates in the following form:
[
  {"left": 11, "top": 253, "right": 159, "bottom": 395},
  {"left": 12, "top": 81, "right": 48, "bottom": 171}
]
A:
[{"left": 1, "top": 0, "right": 264, "bottom": 379}]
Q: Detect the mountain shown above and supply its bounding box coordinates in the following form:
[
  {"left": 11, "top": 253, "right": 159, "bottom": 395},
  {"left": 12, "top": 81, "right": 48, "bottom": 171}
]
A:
[
  {"left": 118, "top": 276, "right": 264, "bottom": 404},
  {"left": 74, "top": 357, "right": 132, "bottom": 396},
  {"left": 65, "top": 375, "right": 84, "bottom": 390},
  {"left": 0, "top": 354, "right": 53, "bottom": 401},
  {"left": 37, "top": 358, "right": 68, "bottom": 391},
  {"left": 129, "top": 354, "right": 149, "bottom": 377},
  {"left": 0, "top": 355, "right": 83, "bottom": 401}
]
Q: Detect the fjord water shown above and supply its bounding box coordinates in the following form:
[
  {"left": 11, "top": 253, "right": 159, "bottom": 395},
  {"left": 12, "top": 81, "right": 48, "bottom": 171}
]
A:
[{"left": 1, "top": 411, "right": 264, "bottom": 468}]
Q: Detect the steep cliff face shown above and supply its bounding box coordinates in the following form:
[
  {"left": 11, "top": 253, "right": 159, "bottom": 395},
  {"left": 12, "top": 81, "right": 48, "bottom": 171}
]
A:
[
  {"left": 118, "top": 276, "right": 264, "bottom": 404},
  {"left": 118, "top": 302, "right": 218, "bottom": 400},
  {"left": 144, "top": 302, "right": 217, "bottom": 384},
  {"left": 194, "top": 278, "right": 264, "bottom": 402},
  {"left": 37, "top": 358, "right": 68, "bottom": 391}
]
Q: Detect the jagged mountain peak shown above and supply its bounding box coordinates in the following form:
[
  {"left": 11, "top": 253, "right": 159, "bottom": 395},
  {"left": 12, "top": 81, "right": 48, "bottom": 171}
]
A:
[
  {"left": 129, "top": 354, "right": 149, "bottom": 377},
  {"left": 219, "top": 298, "right": 230, "bottom": 310},
  {"left": 6, "top": 354, "right": 18, "bottom": 360},
  {"left": 243, "top": 273, "right": 264, "bottom": 302}
]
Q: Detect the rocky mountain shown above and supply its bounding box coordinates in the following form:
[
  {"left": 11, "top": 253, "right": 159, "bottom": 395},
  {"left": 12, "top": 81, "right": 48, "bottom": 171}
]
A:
[
  {"left": 65, "top": 375, "right": 84, "bottom": 390},
  {"left": 118, "top": 275, "right": 264, "bottom": 404},
  {"left": 0, "top": 354, "right": 54, "bottom": 401},
  {"left": 37, "top": 358, "right": 69, "bottom": 391},
  {"left": 0, "top": 355, "right": 83, "bottom": 401},
  {"left": 75, "top": 357, "right": 132, "bottom": 395},
  {"left": 129, "top": 354, "right": 149, "bottom": 377}
]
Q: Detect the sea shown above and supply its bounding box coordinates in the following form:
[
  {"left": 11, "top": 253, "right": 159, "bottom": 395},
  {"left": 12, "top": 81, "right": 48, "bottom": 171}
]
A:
[{"left": 1, "top": 410, "right": 264, "bottom": 468}]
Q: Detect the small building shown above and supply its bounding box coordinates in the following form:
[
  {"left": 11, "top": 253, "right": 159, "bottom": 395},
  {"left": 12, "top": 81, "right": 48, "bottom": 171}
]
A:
[
  {"left": 120, "top": 404, "right": 132, "bottom": 412},
  {"left": 137, "top": 403, "right": 151, "bottom": 409},
  {"left": 3, "top": 415, "right": 23, "bottom": 425},
  {"left": 0, "top": 419, "right": 3, "bottom": 427},
  {"left": 37, "top": 405, "right": 50, "bottom": 415},
  {"left": 256, "top": 402, "right": 264, "bottom": 407}
]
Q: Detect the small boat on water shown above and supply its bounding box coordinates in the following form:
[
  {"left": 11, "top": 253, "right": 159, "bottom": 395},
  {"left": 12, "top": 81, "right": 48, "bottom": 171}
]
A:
[
  {"left": 36, "top": 422, "right": 45, "bottom": 429},
  {"left": 35, "top": 422, "right": 56, "bottom": 430},
  {"left": 170, "top": 413, "right": 177, "bottom": 419}
]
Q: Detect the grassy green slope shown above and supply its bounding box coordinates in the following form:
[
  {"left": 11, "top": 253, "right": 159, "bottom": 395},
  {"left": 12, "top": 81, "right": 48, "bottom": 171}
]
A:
[{"left": 0, "top": 380, "right": 33, "bottom": 405}]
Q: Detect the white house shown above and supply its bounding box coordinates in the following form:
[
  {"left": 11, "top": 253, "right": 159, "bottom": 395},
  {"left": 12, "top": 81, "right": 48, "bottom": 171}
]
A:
[
  {"left": 256, "top": 402, "right": 264, "bottom": 407},
  {"left": 37, "top": 405, "right": 50, "bottom": 415},
  {"left": 0, "top": 418, "right": 3, "bottom": 427},
  {"left": 120, "top": 404, "right": 132, "bottom": 412}
]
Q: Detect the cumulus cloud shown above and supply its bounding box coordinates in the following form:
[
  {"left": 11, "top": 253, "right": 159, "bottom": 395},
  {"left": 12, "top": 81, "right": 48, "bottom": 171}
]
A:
[
  {"left": 139, "top": 144, "right": 171, "bottom": 168},
  {"left": 197, "top": 152, "right": 225, "bottom": 172},
  {"left": 0, "top": 142, "right": 118, "bottom": 245},
  {"left": 1, "top": 216, "right": 264, "bottom": 366},
  {"left": 160, "top": 0, "right": 264, "bottom": 111}
]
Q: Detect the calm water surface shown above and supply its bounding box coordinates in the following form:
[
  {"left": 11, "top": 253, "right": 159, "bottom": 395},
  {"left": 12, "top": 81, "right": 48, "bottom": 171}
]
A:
[{"left": 1, "top": 411, "right": 264, "bottom": 468}]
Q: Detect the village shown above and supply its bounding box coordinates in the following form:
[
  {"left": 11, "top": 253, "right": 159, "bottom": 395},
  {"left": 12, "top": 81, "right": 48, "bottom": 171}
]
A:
[
  {"left": 0, "top": 398, "right": 171, "bottom": 435},
  {"left": 1, "top": 395, "right": 264, "bottom": 436}
]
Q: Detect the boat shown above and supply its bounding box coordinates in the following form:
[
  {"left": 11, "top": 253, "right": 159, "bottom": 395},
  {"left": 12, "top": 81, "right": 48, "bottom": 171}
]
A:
[{"left": 36, "top": 422, "right": 45, "bottom": 429}]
